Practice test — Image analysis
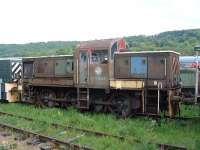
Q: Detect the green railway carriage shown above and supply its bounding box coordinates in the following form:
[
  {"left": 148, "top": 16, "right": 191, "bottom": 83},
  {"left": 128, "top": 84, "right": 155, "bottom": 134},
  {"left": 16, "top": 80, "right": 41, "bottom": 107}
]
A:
[{"left": 180, "top": 68, "right": 200, "bottom": 103}]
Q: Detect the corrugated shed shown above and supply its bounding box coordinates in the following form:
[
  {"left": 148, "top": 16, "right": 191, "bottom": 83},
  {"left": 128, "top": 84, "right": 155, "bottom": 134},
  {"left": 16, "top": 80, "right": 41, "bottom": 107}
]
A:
[
  {"left": 0, "top": 58, "right": 22, "bottom": 83},
  {"left": 0, "top": 60, "right": 11, "bottom": 82}
]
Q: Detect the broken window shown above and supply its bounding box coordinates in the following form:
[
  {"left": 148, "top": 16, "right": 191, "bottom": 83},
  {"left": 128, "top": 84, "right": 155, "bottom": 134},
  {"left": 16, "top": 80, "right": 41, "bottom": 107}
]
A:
[{"left": 91, "top": 50, "right": 108, "bottom": 64}]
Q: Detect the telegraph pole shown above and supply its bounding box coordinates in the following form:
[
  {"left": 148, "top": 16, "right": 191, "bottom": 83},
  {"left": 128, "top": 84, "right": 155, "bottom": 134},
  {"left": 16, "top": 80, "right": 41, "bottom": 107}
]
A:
[{"left": 194, "top": 45, "right": 200, "bottom": 104}]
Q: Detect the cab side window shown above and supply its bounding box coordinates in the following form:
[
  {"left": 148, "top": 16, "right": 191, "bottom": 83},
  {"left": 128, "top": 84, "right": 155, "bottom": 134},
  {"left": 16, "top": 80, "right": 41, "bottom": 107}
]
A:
[{"left": 91, "top": 50, "right": 108, "bottom": 64}]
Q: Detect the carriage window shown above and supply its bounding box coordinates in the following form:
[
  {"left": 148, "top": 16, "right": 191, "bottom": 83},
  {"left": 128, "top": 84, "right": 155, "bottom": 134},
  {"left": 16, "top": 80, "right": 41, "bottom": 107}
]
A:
[{"left": 91, "top": 50, "right": 108, "bottom": 64}]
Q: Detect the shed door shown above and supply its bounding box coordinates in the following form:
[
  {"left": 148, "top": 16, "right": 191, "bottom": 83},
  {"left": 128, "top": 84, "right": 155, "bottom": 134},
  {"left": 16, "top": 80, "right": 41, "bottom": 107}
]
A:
[{"left": 79, "top": 51, "right": 88, "bottom": 84}]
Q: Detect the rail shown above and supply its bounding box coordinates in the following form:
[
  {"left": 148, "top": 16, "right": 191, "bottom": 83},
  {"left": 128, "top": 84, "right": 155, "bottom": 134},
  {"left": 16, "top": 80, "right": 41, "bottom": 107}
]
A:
[
  {"left": 0, "top": 122, "right": 92, "bottom": 150},
  {"left": 0, "top": 111, "right": 124, "bottom": 140},
  {"left": 0, "top": 111, "right": 188, "bottom": 150},
  {"left": 135, "top": 113, "right": 200, "bottom": 121}
]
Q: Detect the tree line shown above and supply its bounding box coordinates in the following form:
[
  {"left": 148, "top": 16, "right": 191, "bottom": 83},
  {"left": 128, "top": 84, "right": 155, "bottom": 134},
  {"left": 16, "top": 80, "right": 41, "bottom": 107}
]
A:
[{"left": 0, "top": 29, "right": 200, "bottom": 57}]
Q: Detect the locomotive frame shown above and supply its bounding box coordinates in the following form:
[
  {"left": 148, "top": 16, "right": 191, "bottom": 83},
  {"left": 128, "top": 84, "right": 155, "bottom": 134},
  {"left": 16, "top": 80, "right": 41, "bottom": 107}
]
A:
[{"left": 22, "top": 39, "right": 181, "bottom": 117}]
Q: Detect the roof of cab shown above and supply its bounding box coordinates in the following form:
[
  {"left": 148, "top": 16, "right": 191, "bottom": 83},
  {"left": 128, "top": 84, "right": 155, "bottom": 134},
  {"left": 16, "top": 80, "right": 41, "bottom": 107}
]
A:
[{"left": 76, "top": 38, "right": 121, "bottom": 50}]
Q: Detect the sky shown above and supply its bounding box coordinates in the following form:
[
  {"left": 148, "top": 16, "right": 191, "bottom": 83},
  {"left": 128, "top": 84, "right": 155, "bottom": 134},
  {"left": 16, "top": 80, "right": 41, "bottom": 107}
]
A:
[{"left": 0, "top": 0, "right": 199, "bottom": 44}]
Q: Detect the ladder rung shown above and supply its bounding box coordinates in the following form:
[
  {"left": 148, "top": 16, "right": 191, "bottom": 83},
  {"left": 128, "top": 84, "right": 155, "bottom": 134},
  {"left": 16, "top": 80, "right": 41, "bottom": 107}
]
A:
[
  {"left": 147, "top": 95, "right": 157, "bottom": 98},
  {"left": 79, "top": 99, "right": 89, "bottom": 101},
  {"left": 79, "top": 107, "right": 89, "bottom": 109},
  {"left": 146, "top": 104, "right": 157, "bottom": 106},
  {"left": 77, "top": 88, "right": 89, "bottom": 109},
  {"left": 80, "top": 90, "right": 88, "bottom": 93}
]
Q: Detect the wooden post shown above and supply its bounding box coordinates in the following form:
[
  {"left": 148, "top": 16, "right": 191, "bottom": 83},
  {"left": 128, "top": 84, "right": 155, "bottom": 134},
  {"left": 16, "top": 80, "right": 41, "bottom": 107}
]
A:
[
  {"left": 157, "top": 86, "right": 160, "bottom": 114},
  {"left": 168, "top": 90, "right": 173, "bottom": 117},
  {"left": 157, "top": 82, "right": 162, "bottom": 114},
  {"left": 142, "top": 90, "right": 145, "bottom": 113}
]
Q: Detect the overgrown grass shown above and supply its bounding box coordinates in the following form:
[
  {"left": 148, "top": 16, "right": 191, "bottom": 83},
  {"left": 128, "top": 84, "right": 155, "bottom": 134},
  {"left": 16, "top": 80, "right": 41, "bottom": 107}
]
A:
[
  {"left": 180, "top": 104, "right": 200, "bottom": 117},
  {"left": 0, "top": 114, "right": 139, "bottom": 149},
  {"left": 0, "top": 146, "right": 6, "bottom": 150},
  {"left": 0, "top": 103, "right": 199, "bottom": 149}
]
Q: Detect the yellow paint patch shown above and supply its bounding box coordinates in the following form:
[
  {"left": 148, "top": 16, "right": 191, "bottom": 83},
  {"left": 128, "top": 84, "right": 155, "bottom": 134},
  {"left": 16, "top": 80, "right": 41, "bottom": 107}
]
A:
[
  {"left": 110, "top": 80, "right": 144, "bottom": 89},
  {"left": 4, "top": 83, "right": 19, "bottom": 102}
]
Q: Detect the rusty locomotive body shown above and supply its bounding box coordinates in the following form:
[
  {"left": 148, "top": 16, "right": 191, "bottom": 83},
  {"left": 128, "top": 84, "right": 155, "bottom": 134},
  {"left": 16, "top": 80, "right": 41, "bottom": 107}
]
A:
[
  {"left": 22, "top": 55, "right": 75, "bottom": 107},
  {"left": 22, "top": 39, "right": 181, "bottom": 117},
  {"left": 113, "top": 51, "right": 181, "bottom": 115}
]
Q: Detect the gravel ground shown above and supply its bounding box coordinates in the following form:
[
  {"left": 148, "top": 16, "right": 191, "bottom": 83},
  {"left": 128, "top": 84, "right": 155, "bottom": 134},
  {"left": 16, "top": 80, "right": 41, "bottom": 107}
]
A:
[{"left": 0, "top": 128, "right": 61, "bottom": 150}]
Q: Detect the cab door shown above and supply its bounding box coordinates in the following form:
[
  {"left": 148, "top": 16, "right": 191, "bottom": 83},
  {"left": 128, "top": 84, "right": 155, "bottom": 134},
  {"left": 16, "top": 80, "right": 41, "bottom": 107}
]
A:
[
  {"left": 79, "top": 51, "right": 89, "bottom": 84},
  {"left": 89, "top": 50, "right": 109, "bottom": 88}
]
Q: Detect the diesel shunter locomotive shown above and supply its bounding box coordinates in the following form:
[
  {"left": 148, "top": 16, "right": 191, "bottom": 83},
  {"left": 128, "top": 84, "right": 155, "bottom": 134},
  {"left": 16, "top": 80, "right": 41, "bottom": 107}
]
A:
[{"left": 22, "top": 39, "right": 181, "bottom": 117}]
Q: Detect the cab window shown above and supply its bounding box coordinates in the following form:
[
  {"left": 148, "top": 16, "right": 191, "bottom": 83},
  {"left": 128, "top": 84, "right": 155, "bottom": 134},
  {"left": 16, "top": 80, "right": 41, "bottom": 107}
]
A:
[{"left": 91, "top": 50, "right": 108, "bottom": 64}]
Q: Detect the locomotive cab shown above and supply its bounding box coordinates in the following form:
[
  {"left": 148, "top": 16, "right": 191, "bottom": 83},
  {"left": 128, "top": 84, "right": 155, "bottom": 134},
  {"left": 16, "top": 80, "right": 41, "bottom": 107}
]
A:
[
  {"left": 74, "top": 39, "right": 128, "bottom": 88},
  {"left": 74, "top": 39, "right": 128, "bottom": 109}
]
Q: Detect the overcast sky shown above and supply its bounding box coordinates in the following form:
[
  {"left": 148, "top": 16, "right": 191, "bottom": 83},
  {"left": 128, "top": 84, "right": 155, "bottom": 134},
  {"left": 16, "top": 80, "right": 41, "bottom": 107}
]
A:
[{"left": 0, "top": 0, "right": 199, "bottom": 44}]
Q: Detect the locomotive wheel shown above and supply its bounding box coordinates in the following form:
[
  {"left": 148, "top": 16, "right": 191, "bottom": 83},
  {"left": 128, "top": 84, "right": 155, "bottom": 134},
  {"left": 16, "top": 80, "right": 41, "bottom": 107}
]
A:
[
  {"left": 91, "top": 97, "right": 104, "bottom": 112},
  {"left": 112, "top": 94, "right": 131, "bottom": 118},
  {"left": 64, "top": 90, "right": 77, "bottom": 105},
  {"left": 35, "top": 94, "right": 45, "bottom": 108},
  {"left": 47, "top": 101, "right": 54, "bottom": 107},
  {"left": 47, "top": 93, "right": 56, "bottom": 107},
  {"left": 42, "top": 89, "right": 56, "bottom": 107},
  {"left": 93, "top": 104, "right": 104, "bottom": 112}
]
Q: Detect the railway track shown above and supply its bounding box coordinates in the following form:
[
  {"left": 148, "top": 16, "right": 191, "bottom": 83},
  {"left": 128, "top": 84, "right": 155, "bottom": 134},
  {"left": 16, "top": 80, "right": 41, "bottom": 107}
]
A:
[
  {"left": 0, "top": 110, "right": 188, "bottom": 150},
  {"left": 0, "top": 122, "right": 92, "bottom": 150},
  {"left": 135, "top": 113, "right": 200, "bottom": 121},
  {"left": 0, "top": 111, "right": 125, "bottom": 140}
]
